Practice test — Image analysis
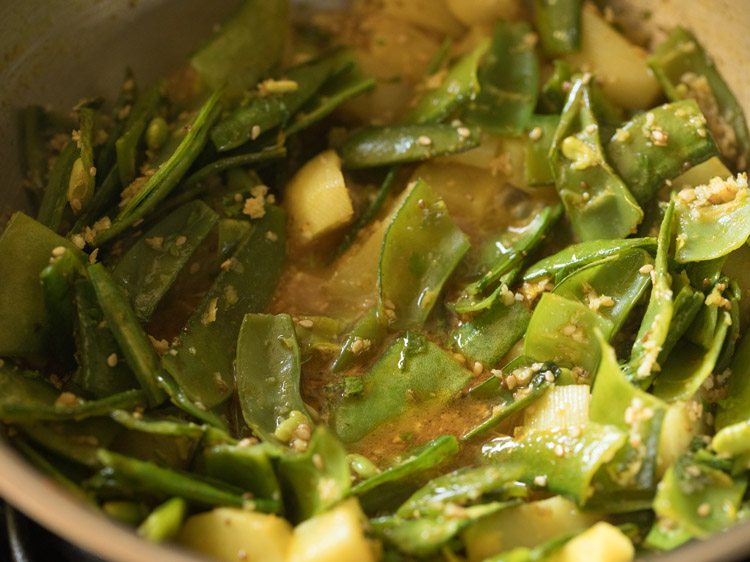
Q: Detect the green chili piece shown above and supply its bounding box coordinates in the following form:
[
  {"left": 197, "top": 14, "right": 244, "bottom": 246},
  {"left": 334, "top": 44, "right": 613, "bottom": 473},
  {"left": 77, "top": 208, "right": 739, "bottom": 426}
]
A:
[
  {"left": 648, "top": 26, "right": 750, "bottom": 169},
  {"left": 523, "top": 237, "right": 656, "bottom": 283},
  {"left": 405, "top": 39, "right": 489, "bottom": 125},
  {"left": 482, "top": 423, "right": 626, "bottom": 504},
  {"left": 37, "top": 142, "right": 77, "bottom": 232},
  {"left": 332, "top": 333, "right": 472, "bottom": 443},
  {"left": 115, "top": 84, "right": 163, "bottom": 187},
  {"left": 378, "top": 179, "right": 470, "bottom": 330},
  {"left": 190, "top": 0, "right": 288, "bottom": 97},
  {"left": 112, "top": 200, "right": 218, "bottom": 322},
  {"left": 98, "top": 90, "right": 223, "bottom": 245},
  {"left": 87, "top": 263, "right": 166, "bottom": 407},
  {"left": 338, "top": 124, "right": 480, "bottom": 169},
  {"left": 464, "top": 22, "right": 539, "bottom": 136},
  {"left": 534, "top": 0, "right": 582, "bottom": 56},
  {"left": 606, "top": 100, "right": 718, "bottom": 204},
  {"left": 162, "top": 205, "right": 286, "bottom": 408},
  {"left": 138, "top": 497, "right": 187, "bottom": 543},
  {"left": 277, "top": 427, "right": 350, "bottom": 523},
  {"left": 550, "top": 79, "right": 643, "bottom": 241},
  {"left": 235, "top": 313, "right": 310, "bottom": 445}
]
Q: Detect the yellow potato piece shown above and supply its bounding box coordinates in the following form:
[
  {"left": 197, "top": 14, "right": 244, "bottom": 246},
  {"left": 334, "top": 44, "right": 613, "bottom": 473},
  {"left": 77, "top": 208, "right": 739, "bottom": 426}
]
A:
[
  {"left": 177, "top": 508, "right": 292, "bottom": 562},
  {"left": 446, "top": 0, "right": 523, "bottom": 26},
  {"left": 566, "top": 4, "right": 661, "bottom": 110},
  {"left": 287, "top": 499, "right": 376, "bottom": 562},
  {"left": 285, "top": 149, "right": 354, "bottom": 246},
  {"left": 557, "top": 522, "right": 634, "bottom": 562}
]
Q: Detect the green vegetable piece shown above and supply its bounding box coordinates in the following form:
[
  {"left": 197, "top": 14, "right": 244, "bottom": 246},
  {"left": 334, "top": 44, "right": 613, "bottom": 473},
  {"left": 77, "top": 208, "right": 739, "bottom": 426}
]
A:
[
  {"left": 202, "top": 443, "right": 281, "bottom": 506},
  {"left": 347, "top": 454, "right": 380, "bottom": 480},
  {"left": 659, "top": 284, "right": 704, "bottom": 363},
  {"left": 483, "top": 531, "right": 578, "bottom": 562},
  {"left": 113, "top": 200, "right": 218, "bottom": 322},
  {"left": 332, "top": 334, "right": 472, "bottom": 443},
  {"left": 338, "top": 124, "right": 480, "bottom": 169},
  {"left": 606, "top": 100, "right": 718, "bottom": 204},
  {"left": 539, "top": 60, "right": 573, "bottom": 114},
  {"left": 96, "top": 450, "right": 254, "bottom": 509},
  {"left": 648, "top": 26, "right": 750, "bottom": 169},
  {"left": 235, "top": 313, "right": 310, "bottom": 445},
  {"left": 653, "top": 452, "right": 747, "bottom": 538},
  {"left": 115, "top": 84, "right": 162, "bottom": 187},
  {"left": 625, "top": 201, "right": 675, "bottom": 385},
  {"left": 405, "top": 39, "right": 489, "bottom": 125},
  {"left": 211, "top": 49, "right": 352, "bottom": 151},
  {"left": 277, "top": 427, "right": 350, "bottom": 523},
  {"left": 14, "top": 440, "right": 93, "bottom": 503},
  {"left": 73, "top": 279, "right": 139, "bottom": 398},
  {"left": 525, "top": 115, "right": 560, "bottom": 186},
  {"left": 331, "top": 307, "right": 388, "bottom": 373},
  {"left": 673, "top": 173, "right": 750, "bottom": 263},
  {"left": 162, "top": 205, "right": 286, "bottom": 408},
  {"left": 95, "top": 69, "right": 139, "bottom": 180},
  {"left": 20, "top": 418, "right": 121, "bottom": 467},
  {"left": 550, "top": 79, "right": 643, "bottom": 241},
  {"left": 452, "top": 301, "right": 531, "bottom": 368},
  {"left": 138, "top": 497, "right": 187, "bottom": 543},
  {"left": 0, "top": 365, "right": 144, "bottom": 422},
  {"left": 464, "top": 22, "right": 539, "bottom": 136},
  {"left": 372, "top": 503, "right": 512, "bottom": 557},
  {"left": 217, "top": 218, "right": 252, "bottom": 262},
  {"left": 717, "top": 329, "right": 750, "bottom": 430},
  {"left": 37, "top": 142, "right": 77, "bottom": 232},
  {"left": 0, "top": 213, "right": 84, "bottom": 356},
  {"left": 88, "top": 263, "right": 166, "bottom": 407},
  {"left": 69, "top": 165, "right": 122, "bottom": 236},
  {"left": 378, "top": 179, "right": 470, "bottom": 330},
  {"left": 97, "top": 90, "right": 223, "bottom": 245},
  {"left": 652, "top": 311, "right": 729, "bottom": 402},
  {"left": 103, "top": 502, "right": 149, "bottom": 526},
  {"left": 534, "top": 0, "right": 582, "bottom": 56},
  {"left": 397, "top": 464, "right": 526, "bottom": 518},
  {"left": 180, "top": 145, "right": 287, "bottom": 193},
  {"left": 588, "top": 334, "right": 667, "bottom": 505},
  {"left": 482, "top": 423, "right": 626, "bottom": 504},
  {"left": 553, "top": 249, "right": 653, "bottom": 334},
  {"left": 67, "top": 107, "right": 97, "bottom": 212},
  {"left": 523, "top": 237, "right": 656, "bottom": 283},
  {"left": 145, "top": 116, "right": 169, "bottom": 152},
  {"left": 352, "top": 436, "right": 459, "bottom": 513},
  {"left": 190, "top": 0, "right": 288, "bottom": 97},
  {"left": 462, "top": 363, "right": 560, "bottom": 441},
  {"left": 524, "top": 292, "right": 612, "bottom": 374},
  {"left": 153, "top": 371, "right": 227, "bottom": 430},
  {"left": 644, "top": 518, "right": 693, "bottom": 551}
]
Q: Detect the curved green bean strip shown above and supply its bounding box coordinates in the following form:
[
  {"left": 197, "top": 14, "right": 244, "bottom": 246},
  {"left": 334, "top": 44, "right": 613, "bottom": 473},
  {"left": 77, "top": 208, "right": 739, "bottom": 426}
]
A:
[
  {"left": 534, "top": 0, "right": 582, "bottom": 57},
  {"left": 179, "top": 145, "right": 287, "bottom": 192},
  {"left": 338, "top": 124, "right": 480, "bottom": 169},
  {"left": 115, "top": 84, "right": 163, "bottom": 187},
  {"left": 606, "top": 100, "right": 718, "bottom": 204},
  {"left": 37, "top": 142, "right": 77, "bottom": 232},
  {"left": 378, "top": 179, "right": 469, "bottom": 330},
  {"left": 550, "top": 79, "right": 643, "bottom": 241}
]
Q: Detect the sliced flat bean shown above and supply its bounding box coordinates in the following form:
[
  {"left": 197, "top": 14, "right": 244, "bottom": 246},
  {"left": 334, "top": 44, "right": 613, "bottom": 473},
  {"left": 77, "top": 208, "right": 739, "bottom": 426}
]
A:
[
  {"left": 338, "top": 124, "right": 480, "bottom": 169},
  {"left": 378, "top": 179, "right": 469, "bottom": 329},
  {"left": 112, "top": 200, "right": 218, "bottom": 322},
  {"left": 162, "top": 205, "right": 286, "bottom": 408},
  {"left": 69, "top": 164, "right": 122, "bottom": 235},
  {"left": 202, "top": 443, "right": 281, "bottom": 506},
  {"left": 115, "top": 84, "right": 162, "bottom": 187},
  {"left": 67, "top": 107, "right": 97, "bottom": 212},
  {"left": 88, "top": 263, "right": 166, "bottom": 406},
  {"left": 525, "top": 115, "right": 560, "bottom": 186},
  {"left": 138, "top": 497, "right": 187, "bottom": 543},
  {"left": 37, "top": 142, "right": 77, "bottom": 232},
  {"left": 465, "top": 22, "right": 539, "bottom": 136},
  {"left": 606, "top": 100, "right": 718, "bottom": 204},
  {"left": 550, "top": 79, "right": 643, "bottom": 241},
  {"left": 534, "top": 0, "right": 582, "bottom": 56},
  {"left": 331, "top": 307, "right": 388, "bottom": 373}
]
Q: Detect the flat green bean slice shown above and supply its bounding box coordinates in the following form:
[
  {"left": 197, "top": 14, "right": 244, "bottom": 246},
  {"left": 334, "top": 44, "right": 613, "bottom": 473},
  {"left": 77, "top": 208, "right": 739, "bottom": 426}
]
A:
[
  {"left": 405, "top": 39, "right": 489, "bottom": 125},
  {"left": 338, "top": 124, "right": 480, "bottom": 169},
  {"left": 378, "top": 179, "right": 469, "bottom": 330},
  {"left": 97, "top": 90, "right": 223, "bottom": 245},
  {"left": 673, "top": 173, "right": 750, "bottom": 263},
  {"left": 525, "top": 115, "right": 560, "bottom": 186},
  {"left": 331, "top": 333, "right": 472, "bottom": 443},
  {"left": 606, "top": 100, "right": 718, "bottom": 204},
  {"left": 539, "top": 60, "right": 573, "bottom": 114},
  {"left": 648, "top": 26, "right": 750, "bottom": 169},
  {"left": 716, "top": 330, "right": 750, "bottom": 430},
  {"left": 534, "top": 0, "right": 582, "bottom": 57},
  {"left": 69, "top": 164, "right": 122, "bottom": 235},
  {"left": 19, "top": 418, "right": 121, "bottom": 467},
  {"left": 331, "top": 307, "right": 388, "bottom": 373},
  {"left": 277, "top": 427, "right": 350, "bottom": 523},
  {"left": 464, "top": 22, "right": 539, "bottom": 136},
  {"left": 88, "top": 263, "right": 166, "bottom": 407},
  {"left": 625, "top": 201, "right": 675, "bottom": 385},
  {"left": 112, "top": 200, "right": 218, "bottom": 322},
  {"left": 201, "top": 443, "right": 281, "bottom": 507},
  {"left": 190, "top": 0, "right": 288, "bottom": 97},
  {"left": 67, "top": 107, "right": 97, "bottom": 213},
  {"left": 73, "top": 279, "right": 139, "bottom": 398},
  {"left": 482, "top": 423, "right": 627, "bottom": 504},
  {"left": 235, "top": 313, "right": 310, "bottom": 445},
  {"left": 138, "top": 497, "right": 187, "bottom": 543},
  {"left": 37, "top": 142, "right": 77, "bottom": 232},
  {"left": 550, "top": 79, "right": 643, "bottom": 241},
  {"left": 523, "top": 237, "right": 655, "bottom": 283},
  {"left": 658, "top": 284, "right": 703, "bottom": 363},
  {"left": 115, "top": 84, "right": 162, "bottom": 187},
  {"left": 162, "top": 205, "right": 286, "bottom": 408}
]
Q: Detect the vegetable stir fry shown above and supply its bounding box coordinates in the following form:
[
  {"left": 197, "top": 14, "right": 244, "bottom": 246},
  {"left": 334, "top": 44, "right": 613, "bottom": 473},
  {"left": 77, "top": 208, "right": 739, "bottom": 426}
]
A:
[{"left": 4, "top": 1, "right": 750, "bottom": 560}]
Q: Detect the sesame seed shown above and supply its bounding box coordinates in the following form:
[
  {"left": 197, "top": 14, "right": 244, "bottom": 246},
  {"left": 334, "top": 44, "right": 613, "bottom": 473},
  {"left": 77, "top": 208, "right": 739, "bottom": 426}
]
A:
[
  {"left": 472, "top": 361, "right": 483, "bottom": 376},
  {"left": 553, "top": 444, "right": 565, "bottom": 457},
  {"left": 298, "top": 319, "right": 314, "bottom": 328},
  {"left": 697, "top": 503, "right": 711, "bottom": 517},
  {"left": 529, "top": 127, "right": 543, "bottom": 141},
  {"left": 88, "top": 248, "right": 99, "bottom": 264},
  {"left": 106, "top": 353, "right": 118, "bottom": 367},
  {"left": 533, "top": 475, "right": 548, "bottom": 487},
  {"left": 457, "top": 127, "right": 471, "bottom": 139},
  {"left": 639, "top": 264, "right": 654, "bottom": 275},
  {"left": 251, "top": 125, "right": 261, "bottom": 140},
  {"left": 89, "top": 166, "right": 97, "bottom": 177},
  {"left": 175, "top": 235, "right": 187, "bottom": 247},
  {"left": 417, "top": 135, "right": 433, "bottom": 146},
  {"left": 51, "top": 246, "right": 67, "bottom": 257}
]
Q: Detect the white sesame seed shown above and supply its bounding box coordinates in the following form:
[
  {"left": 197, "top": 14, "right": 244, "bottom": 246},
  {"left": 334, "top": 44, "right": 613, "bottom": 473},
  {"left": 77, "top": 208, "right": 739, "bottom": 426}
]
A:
[
  {"left": 417, "top": 135, "right": 433, "bottom": 146},
  {"left": 106, "top": 353, "right": 118, "bottom": 367},
  {"left": 529, "top": 127, "right": 543, "bottom": 141},
  {"left": 51, "top": 246, "right": 67, "bottom": 257},
  {"left": 175, "top": 235, "right": 187, "bottom": 247}
]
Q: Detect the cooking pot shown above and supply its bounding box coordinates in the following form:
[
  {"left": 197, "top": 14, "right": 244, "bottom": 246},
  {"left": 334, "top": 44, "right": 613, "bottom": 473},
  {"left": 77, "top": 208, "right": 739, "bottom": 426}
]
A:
[{"left": 0, "top": 1, "right": 747, "bottom": 560}]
